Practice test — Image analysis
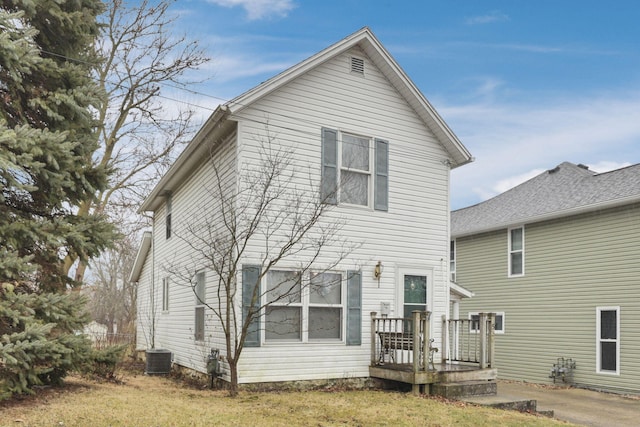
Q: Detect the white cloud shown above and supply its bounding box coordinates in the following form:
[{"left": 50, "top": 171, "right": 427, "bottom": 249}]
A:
[
  {"left": 466, "top": 11, "right": 510, "bottom": 25},
  {"left": 587, "top": 161, "right": 632, "bottom": 173},
  {"left": 446, "top": 91, "right": 640, "bottom": 208},
  {"left": 207, "top": 0, "right": 296, "bottom": 20},
  {"left": 205, "top": 53, "right": 294, "bottom": 83}
]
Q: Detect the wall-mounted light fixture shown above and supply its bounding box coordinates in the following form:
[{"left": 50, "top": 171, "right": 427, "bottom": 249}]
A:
[{"left": 374, "top": 261, "right": 384, "bottom": 279}]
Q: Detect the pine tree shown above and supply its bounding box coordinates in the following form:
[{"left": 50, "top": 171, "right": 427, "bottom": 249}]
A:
[
  {"left": 0, "top": 0, "right": 114, "bottom": 291},
  {"left": 0, "top": 283, "right": 92, "bottom": 399},
  {"left": 0, "top": 0, "right": 114, "bottom": 399}
]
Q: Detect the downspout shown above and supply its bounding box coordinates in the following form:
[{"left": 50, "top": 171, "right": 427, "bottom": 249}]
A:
[{"left": 151, "top": 213, "right": 156, "bottom": 349}]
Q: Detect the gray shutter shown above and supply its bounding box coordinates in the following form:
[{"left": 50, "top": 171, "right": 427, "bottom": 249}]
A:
[
  {"left": 321, "top": 128, "right": 338, "bottom": 204},
  {"left": 374, "top": 138, "right": 389, "bottom": 211},
  {"left": 242, "top": 265, "right": 261, "bottom": 347},
  {"left": 346, "top": 270, "right": 362, "bottom": 345}
]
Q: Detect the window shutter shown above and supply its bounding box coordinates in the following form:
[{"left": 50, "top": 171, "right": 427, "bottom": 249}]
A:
[
  {"left": 321, "top": 128, "right": 338, "bottom": 204},
  {"left": 346, "top": 270, "right": 362, "bottom": 345},
  {"left": 242, "top": 265, "right": 262, "bottom": 347},
  {"left": 374, "top": 139, "right": 389, "bottom": 211}
]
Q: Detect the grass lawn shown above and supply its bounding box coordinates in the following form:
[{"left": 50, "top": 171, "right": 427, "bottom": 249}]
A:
[{"left": 0, "top": 370, "right": 575, "bottom": 427}]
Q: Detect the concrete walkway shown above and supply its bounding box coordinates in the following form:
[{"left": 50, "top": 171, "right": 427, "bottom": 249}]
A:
[{"left": 477, "top": 381, "right": 640, "bottom": 426}]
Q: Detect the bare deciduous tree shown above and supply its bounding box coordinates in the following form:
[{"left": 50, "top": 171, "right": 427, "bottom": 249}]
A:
[
  {"left": 170, "top": 133, "right": 358, "bottom": 396},
  {"left": 64, "top": 0, "right": 210, "bottom": 281},
  {"left": 85, "top": 235, "right": 138, "bottom": 337}
]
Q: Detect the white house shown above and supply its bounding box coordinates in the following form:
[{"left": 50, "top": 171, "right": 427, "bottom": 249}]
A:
[{"left": 130, "top": 27, "right": 473, "bottom": 386}]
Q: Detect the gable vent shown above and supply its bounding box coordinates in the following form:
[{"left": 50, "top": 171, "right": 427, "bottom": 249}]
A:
[{"left": 350, "top": 57, "right": 364, "bottom": 75}]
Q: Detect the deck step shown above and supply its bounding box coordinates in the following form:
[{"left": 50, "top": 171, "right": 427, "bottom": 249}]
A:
[
  {"left": 460, "top": 394, "right": 553, "bottom": 417},
  {"left": 431, "top": 380, "right": 497, "bottom": 398}
]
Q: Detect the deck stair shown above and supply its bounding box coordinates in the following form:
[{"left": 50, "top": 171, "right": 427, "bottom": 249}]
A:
[
  {"left": 432, "top": 380, "right": 554, "bottom": 417},
  {"left": 431, "top": 380, "right": 497, "bottom": 398}
]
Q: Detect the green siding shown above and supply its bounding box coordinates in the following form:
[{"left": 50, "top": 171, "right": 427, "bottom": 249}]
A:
[{"left": 458, "top": 203, "right": 640, "bottom": 394}]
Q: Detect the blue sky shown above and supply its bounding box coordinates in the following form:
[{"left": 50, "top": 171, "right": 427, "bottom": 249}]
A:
[{"left": 168, "top": 0, "right": 640, "bottom": 209}]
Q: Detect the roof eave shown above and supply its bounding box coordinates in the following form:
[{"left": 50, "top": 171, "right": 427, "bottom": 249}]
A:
[
  {"left": 138, "top": 105, "right": 231, "bottom": 213},
  {"left": 129, "top": 231, "right": 152, "bottom": 283},
  {"left": 452, "top": 194, "right": 640, "bottom": 238},
  {"left": 225, "top": 27, "right": 473, "bottom": 167},
  {"left": 450, "top": 281, "right": 474, "bottom": 298}
]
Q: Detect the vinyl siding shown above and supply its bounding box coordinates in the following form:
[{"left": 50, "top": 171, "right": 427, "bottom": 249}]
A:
[
  {"left": 231, "top": 46, "right": 451, "bottom": 383},
  {"left": 135, "top": 242, "right": 154, "bottom": 350},
  {"left": 138, "top": 46, "right": 453, "bottom": 384},
  {"left": 458, "top": 203, "right": 640, "bottom": 394},
  {"left": 137, "top": 133, "right": 237, "bottom": 372}
]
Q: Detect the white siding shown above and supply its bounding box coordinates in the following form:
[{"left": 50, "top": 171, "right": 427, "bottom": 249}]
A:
[
  {"left": 135, "top": 243, "right": 154, "bottom": 350},
  {"left": 233, "top": 47, "right": 451, "bottom": 383},
  {"left": 142, "top": 133, "right": 237, "bottom": 372},
  {"left": 140, "top": 47, "right": 453, "bottom": 384}
]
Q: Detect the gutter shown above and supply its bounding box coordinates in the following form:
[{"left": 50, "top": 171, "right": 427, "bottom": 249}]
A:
[
  {"left": 453, "top": 195, "right": 640, "bottom": 238},
  {"left": 138, "top": 105, "right": 231, "bottom": 213}
]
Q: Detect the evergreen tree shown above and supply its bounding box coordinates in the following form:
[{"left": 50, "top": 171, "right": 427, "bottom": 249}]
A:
[
  {"left": 0, "top": 283, "right": 92, "bottom": 399},
  {"left": 0, "top": 0, "right": 113, "bottom": 291}
]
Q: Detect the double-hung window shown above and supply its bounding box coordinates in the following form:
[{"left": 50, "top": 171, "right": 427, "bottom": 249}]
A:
[
  {"left": 243, "top": 266, "right": 361, "bottom": 347},
  {"left": 340, "top": 134, "right": 370, "bottom": 206},
  {"left": 165, "top": 195, "right": 172, "bottom": 239},
  {"left": 194, "top": 271, "right": 205, "bottom": 341},
  {"left": 450, "top": 240, "right": 456, "bottom": 282},
  {"left": 262, "top": 270, "right": 350, "bottom": 342},
  {"left": 508, "top": 226, "right": 524, "bottom": 276},
  {"left": 309, "top": 272, "right": 343, "bottom": 339},
  {"left": 597, "top": 307, "right": 619, "bottom": 374},
  {"left": 265, "top": 271, "right": 302, "bottom": 341},
  {"left": 321, "top": 128, "right": 388, "bottom": 211}
]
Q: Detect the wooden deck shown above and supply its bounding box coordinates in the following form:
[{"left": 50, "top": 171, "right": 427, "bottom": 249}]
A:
[
  {"left": 370, "top": 362, "right": 498, "bottom": 393},
  {"left": 370, "top": 311, "right": 498, "bottom": 394}
]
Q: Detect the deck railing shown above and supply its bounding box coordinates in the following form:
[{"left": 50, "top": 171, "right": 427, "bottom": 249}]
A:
[
  {"left": 442, "top": 313, "right": 495, "bottom": 369},
  {"left": 370, "top": 311, "right": 432, "bottom": 372}
]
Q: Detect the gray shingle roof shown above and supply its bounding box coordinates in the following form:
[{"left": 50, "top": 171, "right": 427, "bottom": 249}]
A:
[{"left": 451, "top": 161, "right": 640, "bottom": 237}]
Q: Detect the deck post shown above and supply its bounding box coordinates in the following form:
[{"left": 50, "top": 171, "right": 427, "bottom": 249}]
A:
[
  {"left": 488, "top": 312, "right": 495, "bottom": 368},
  {"left": 371, "top": 312, "right": 377, "bottom": 365},
  {"left": 412, "top": 311, "right": 420, "bottom": 373},
  {"left": 479, "top": 312, "right": 487, "bottom": 369},
  {"left": 441, "top": 314, "right": 448, "bottom": 365},
  {"left": 422, "top": 311, "right": 430, "bottom": 370}
]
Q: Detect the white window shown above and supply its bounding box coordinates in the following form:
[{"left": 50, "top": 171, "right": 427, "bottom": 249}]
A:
[
  {"left": 508, "top": 226, "right": 524, "bottom": 276},
  {"left": 340, "top": 133, "right": 371, "bottom": 206},
  {"left": 450, "top": 240, "right": 456, "bottom": 282},
  {"left": 165, "top": 195, "right": 172, "bottom": 239},
  {"left": 469, "top": 312, "right": 505, "bottom": 334},
  {"left": 596, "top": 307, "right": 620, "bottom": 375},
  {"left": 309, "top": 272, "right": 343, "bottom": 339},
  {"left": 264, "top": 270, "right": 343, "bottom": 342},
  {"left": 194, "top": 271, "right": 205, "bottom": 341},
  {"left": 321, "top": 128, "right": 388, "bottom": 211},
  {"left": 162, "top": 277, "right": 169, "bottom": 312},
  {"left": 265, "top": 270, "right": 302, "bottom": 341}
]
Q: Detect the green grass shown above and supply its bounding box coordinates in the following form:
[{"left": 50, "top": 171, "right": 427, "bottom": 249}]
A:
[{"left": 0, "top": 372, "right": 575, "bottom": 427}]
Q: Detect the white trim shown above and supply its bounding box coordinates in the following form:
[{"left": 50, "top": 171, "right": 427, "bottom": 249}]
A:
[
  {"left": 508, "top": 226, "right": 525, "bottom": 277},
  {"left": 450, "top": 281, "right": 474, "bottom": 299},
  {"left": 596, "top": 306, "right": 620, "bottom": 375},
  {"left": 129, "top": 231, "right": 151, "bottom": 282},
  {"left": 469, "top": 312, "right": 505, "bottom": 334},
  {"left": 450, "top": 239, "right": 456, "bottom": 282},
  {"left": 262, "top": 269, "right": 346, "bottom": 344},
  {"left": 396, "top": 267, "right": 434, "bottom": 317},
  {"left": 338, "top": 131, "right": 374, "bottom": 209},
  {"left": 194, "top": 270, "right": 206, "bottom": 341}
]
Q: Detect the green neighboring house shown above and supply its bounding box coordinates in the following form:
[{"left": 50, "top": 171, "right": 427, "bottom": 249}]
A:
[{"left": 451, "top": 161, "right": 640, "bottom": 394}]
